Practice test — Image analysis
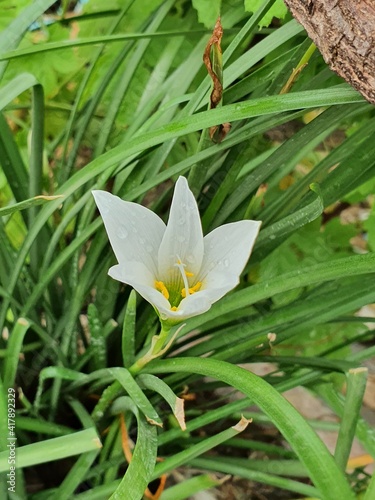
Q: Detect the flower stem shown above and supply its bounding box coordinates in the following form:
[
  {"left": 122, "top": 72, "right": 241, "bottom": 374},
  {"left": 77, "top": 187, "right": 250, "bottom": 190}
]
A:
[{"left": 129, "top": 324, "right": 172, "bottom": 375}]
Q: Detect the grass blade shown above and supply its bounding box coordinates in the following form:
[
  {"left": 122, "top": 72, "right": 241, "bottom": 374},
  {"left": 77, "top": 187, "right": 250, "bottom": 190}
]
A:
[
  {"left": 122, "top": 290, "right": 136, "bottom": 368},
  {"left": 0, "top": 195, "right": 63, "bottom": 217},
  {"left": 147, "top": 357, "right": 354, "bottom": 499},
  {"left": 0, "top": 428, "right": 101, "bottom": 471},
  {"left": 109, "top": 399, "right": 157, "bottom": 500},
  {"left": 334, "top": 368, "right": 368, "bottom": 471}
]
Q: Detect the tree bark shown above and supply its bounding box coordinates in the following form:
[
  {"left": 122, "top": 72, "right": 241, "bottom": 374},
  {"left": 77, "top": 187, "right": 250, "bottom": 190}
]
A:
[{"left": 283, "top": 0, "right": 375, "bottom": 104}]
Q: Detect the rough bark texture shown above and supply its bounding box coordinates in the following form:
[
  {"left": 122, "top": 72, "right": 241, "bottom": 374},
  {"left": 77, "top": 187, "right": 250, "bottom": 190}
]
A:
[{"left": 283, "top": 0, "right": 375, "bottom": 104}]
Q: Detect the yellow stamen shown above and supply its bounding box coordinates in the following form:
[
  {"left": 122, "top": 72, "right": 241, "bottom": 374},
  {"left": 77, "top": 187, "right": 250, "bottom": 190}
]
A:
[
  {"left": 181, "top": 281, "right": 202, "bottom": 298},
  {"left": 155, "top": 281, "right": 169, "bottom": 300},
  {"left": 185, "top": 271, "right": 194, "bottom": 277},
  {"left": 171, "top": 306, "right": 178, "bottom": 311}
]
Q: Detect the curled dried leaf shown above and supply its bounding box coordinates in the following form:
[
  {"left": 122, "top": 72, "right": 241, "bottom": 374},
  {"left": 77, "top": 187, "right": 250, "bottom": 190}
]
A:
[
  {"left": 203, "top": 17, "right": 223, "bottom": 110},
  {"left": 231, "top": 415, "right": 252, "bottom": 432},
  {"left": 146, "top": 416, "right": 163, "bottom": 428},
  {"left": 203, "top": 17, "right": 230, "bottom": 143},
  {"left": 173, "top": 397, "right": 186, "bottom": 431}
]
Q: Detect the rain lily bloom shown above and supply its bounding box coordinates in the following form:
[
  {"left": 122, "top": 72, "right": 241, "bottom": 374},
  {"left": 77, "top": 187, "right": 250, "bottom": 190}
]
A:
[{"left": 92, "top": 177, "right": 261, "bottom": 324}]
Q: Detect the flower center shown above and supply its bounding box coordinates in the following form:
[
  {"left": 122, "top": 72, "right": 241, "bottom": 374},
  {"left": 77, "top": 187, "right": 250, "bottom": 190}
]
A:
[{"left": 154, "top": 256, "right": 202, "bottom": 310}]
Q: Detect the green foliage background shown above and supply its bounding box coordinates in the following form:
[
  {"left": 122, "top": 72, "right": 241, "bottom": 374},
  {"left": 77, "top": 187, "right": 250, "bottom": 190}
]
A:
[{"left": 0, "top": 0, "right": 374, "bottom": 499}]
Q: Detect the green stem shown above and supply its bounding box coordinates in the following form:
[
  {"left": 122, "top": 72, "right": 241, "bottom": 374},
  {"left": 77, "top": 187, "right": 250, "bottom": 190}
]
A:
[
  {"left": 129, "top": 324, "right": 171, "bottom": 375},
  {"left": 91, "top": 323, "right": 172, "bottom": 421},
  {"left": 280, "top": 42, "right": 316, "bottom": 95}
]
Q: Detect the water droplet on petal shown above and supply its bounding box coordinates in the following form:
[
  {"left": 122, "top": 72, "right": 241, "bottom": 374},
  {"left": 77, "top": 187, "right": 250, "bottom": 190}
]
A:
[
  {"left": 177, "top": 235, "right": 185, "bottom": 243},
  {"left": 138, "top": 236, "right": 146, "bottom": 245},
  {"left": 178, "top": 217, "right": 185, "bottom": 225},
  {"left": 186, "top": 254, "right": 195, "bottom": 264},
  {"left": 224, "top": 258, "right": 230, "bottom": 267},
  {"left": 117, "top": 226, "right": 128, "bottom": 239}
]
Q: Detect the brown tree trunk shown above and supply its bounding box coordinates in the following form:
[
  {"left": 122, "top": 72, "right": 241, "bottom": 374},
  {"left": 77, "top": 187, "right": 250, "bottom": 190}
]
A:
[{"left": 283, "top": 0, "right": 375, "bottom": 104}]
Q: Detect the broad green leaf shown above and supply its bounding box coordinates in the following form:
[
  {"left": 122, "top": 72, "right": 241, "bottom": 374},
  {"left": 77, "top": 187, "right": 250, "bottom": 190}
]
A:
[
  {"left": 244, "top": 0, "right": 288, "bottom": 28},
  {"left": 192, "top": 0, "right": 221, "bottom": 28},
  {"left": 0, "top": 0, "right": 57, "bottom": 78}
]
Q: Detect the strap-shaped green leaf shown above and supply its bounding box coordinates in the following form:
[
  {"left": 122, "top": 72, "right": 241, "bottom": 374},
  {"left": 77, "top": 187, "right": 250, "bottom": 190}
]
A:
[
  {"left": 137, "top": 373, "right": 185, "bottom": 430},
  {"left": 0, "top": 73, "right": 39, "bottom": 111},
  {"left": 0, "top": 428, "right": 101, "bottom": 471},
  {"left": 109, "top": 398, "right": 157, "bottom": 500},
  {"left": 64, "top": 367, "right": 163, "bottom": 427},
  {"left": 0, "top": 195, "right": 63, "bottom": 218},
  {"left": 147, "top": 357, "right": 354, "bottom": 499},
  {"left": 0, "top": 0, "right": 57, "bottom": 78}
]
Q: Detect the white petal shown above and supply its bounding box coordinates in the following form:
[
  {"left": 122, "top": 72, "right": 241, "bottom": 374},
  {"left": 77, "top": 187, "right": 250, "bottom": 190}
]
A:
[
  {"left": 196, "top": 273, "right": 239, "bottom": 305},
  {"left": 109, "top": 262, "right": 154, "bottom": 287},
  {"left": 92, "top": 190, "right": 166, "bottom": 276},
  {"left": 109, "top": 261, "right": 212, "bottom": 322},
  {"left": 158, "top": 177, "right": 204, "bottom": 280},
  {"left": 175, "top": 292, "right": 213, "bottom": 318},
  {"left": 198, "top": 220, "right": 261, "bottom": 299},
  {"left": 109, "top": 263, "right": 172, "bottom": 314},
  {"left": 147, "top": 290, "right": 213, "bottom": 322}
]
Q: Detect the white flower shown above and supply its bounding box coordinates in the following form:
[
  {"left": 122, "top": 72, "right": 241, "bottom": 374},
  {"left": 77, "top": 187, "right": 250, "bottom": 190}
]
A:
[{"left": 92, "top": 177, "right": 261, "bottom": 323}]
